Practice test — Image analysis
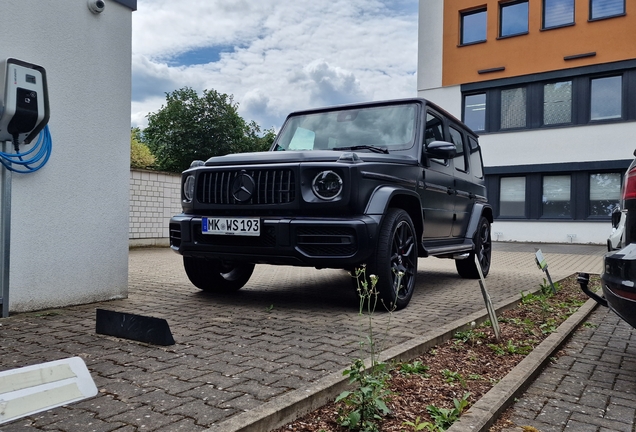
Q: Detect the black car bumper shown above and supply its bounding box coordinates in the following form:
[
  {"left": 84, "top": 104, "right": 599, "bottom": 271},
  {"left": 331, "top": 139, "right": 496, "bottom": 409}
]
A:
[
  {"left": 169, "top": 214, "right": 380, "bottom": 268},
  {"left": 597, "top": 243, "right": 636, "bottom": 329}
]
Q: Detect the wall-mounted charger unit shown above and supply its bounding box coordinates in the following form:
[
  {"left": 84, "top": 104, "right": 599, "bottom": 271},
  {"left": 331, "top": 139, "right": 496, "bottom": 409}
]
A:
[{"left": 0, "top": 58, "right": 50, "bottom": 146}]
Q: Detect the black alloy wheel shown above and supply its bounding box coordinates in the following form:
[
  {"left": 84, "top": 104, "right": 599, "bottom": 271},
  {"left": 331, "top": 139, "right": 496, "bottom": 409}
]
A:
[
  {"left": 368, "top": 208, "right": 418, "bottom": 310},
  {"left": 456, "top": 216, "right": 491, "bottom": 279}
]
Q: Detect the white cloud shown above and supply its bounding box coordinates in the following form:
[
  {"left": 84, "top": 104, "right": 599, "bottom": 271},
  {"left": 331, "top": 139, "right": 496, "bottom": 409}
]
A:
[{"left": 131, "top": 0, "right": 418, "bottom": 130}]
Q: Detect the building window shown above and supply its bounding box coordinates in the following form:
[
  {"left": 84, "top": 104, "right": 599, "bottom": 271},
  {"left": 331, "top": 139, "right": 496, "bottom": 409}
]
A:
[
  {"left": 589, "top": 172, "right": 621, "bottom": 216},
  {"left": 461, "top": 63, "right": 636, "bottom": 133},
  {"left": 590, "top": 76, "right": 622, "bottom": 120},
  {"left": 461, "top": 9, "right": 487, "bottom": 45},
  {"left": 543, "top": 81, "right": 572, "bottom": 125},
  {"left": 543, "top": 175, "right": 571, "bottom": 217},
  {"left": 500, "top": 177, "right": 526, "bottom": 217},
  {"left": 501, "top": 87, "right": 526, "bottom": 129},
  {"left": 543, "top": 0, "right": 575, "bottom": 28},
  {"left": 463, "top": 93, "right": 486, "bottom": 131},
  {"left": 590, "top": 0, "right": 625, "bottom": 20},
  {"left": 500, "top": 1, "right": 529, "bottom": 37}
]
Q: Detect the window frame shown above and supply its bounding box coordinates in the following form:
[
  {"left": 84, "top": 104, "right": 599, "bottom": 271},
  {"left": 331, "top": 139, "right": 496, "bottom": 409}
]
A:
[
  {"left": 460, "top": 8, "right": 488, "bottom": 46},
  {"left": 498, "top": 176, "right": 527, "bottom": 218},
  {"left": 542, "top": 80, "right": 573, "bottom": 126},
  {"left": 500, "top": 86, "right": 528, "bottom": 130},
  {"left": 589, "top": 0, "right": 626, "bottom": 21},
  {"left": 462, "top": 92, "right": 487, "bottom": 132},
  {"left": 460, "top": 62, "right": 636, "bottom": 134},
  {"left": 542, "top": 0, "right": 575, "bottom": 29},
  {"left": 589, "top": 74, "right": 623, "bottom": 122},
  {"left": 499, "top": 0, "right": 529, "bottom": 38},
  {"left": 486, "top": 163, "right": 631, "bottom": 222},
  {"left": 588, "top": 172, "right": 622, "bottom": 218}
]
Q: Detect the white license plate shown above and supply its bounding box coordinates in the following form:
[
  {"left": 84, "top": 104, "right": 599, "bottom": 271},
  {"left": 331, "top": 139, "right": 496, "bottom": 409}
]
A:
[{"left": 202, "top": 217, "right": 260, "bottom": 236}]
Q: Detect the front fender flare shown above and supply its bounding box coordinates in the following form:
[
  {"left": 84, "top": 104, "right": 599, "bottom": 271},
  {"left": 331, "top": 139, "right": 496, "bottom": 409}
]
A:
[{"left": 364, "top": 186, "right": 424, "bottom": 238}]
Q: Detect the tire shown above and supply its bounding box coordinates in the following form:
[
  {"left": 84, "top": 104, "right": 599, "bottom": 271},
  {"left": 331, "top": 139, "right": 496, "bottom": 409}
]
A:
[
  {"left": 367, "top": 208, "right": 418, "bottom": 310},
  {"left": 183, "top": 257, "right": 254, "bottom": 292},
  {"left": 455, "top": 216, "right": 492, "bottom": 279}
]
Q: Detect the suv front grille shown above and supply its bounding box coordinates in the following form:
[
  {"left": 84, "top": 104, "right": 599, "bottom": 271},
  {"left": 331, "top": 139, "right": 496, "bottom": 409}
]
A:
[{"left": 197, "top": 169, "right": 296, "bottom": 205}]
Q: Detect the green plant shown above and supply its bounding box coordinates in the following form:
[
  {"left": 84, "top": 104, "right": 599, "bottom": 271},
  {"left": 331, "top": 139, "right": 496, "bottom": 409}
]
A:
[
  {"left": 440, "top": 369, "right": 466, "bottom": 388},
  {"left": 426, "top": 392, "right": 471, "bottom": 430},
  {"left": 583, "top": 321, "right": 598, "bottom": 328},
  {"left": 336, "top": 358, "right": 391, "bottom": 431},
  {"left": 402, "top": 416, "right": 437, "bottom": 431},
  {"left": 335, "top": 266, "right": 393, "bottom": 431},
  {"left": 488, "top": 340, "right": 533, "bottom": 356},
  {"left": 399, "top": 360, "right": 431, "bottom": 377},
  {"left": 539, "top": 278, "right": 560, "bottom": 295},
  {"left": 454, "top": 328, "right": 486, "bottom": 346},
  {"left": 540, "top": 318, "right": 558, "bottom": 334},
  {"left": 265, "top": 304, "right": 274, "bottom": 313}
]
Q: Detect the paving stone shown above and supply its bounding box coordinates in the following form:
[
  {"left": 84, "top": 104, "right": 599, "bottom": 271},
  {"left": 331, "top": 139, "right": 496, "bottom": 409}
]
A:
[
  {"left": 0, "top": 245, "right": 609, "bottom": 431},
  {"left": 107, "top": 405, "right": 184, "bottom": 430},
  {"left": 75, "top": 394, "right": 141, "bottom": 419}
]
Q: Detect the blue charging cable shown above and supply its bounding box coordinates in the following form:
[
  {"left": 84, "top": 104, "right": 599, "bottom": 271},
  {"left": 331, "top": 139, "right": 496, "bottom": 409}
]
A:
[{"left": 0, "top": 125, "right": 52, "bottom": 173}]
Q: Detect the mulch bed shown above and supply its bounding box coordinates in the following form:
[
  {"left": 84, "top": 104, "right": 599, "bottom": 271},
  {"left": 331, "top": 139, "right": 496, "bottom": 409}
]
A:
[{"left": 274, "top": 273, "right": 599, "bottom": 431}]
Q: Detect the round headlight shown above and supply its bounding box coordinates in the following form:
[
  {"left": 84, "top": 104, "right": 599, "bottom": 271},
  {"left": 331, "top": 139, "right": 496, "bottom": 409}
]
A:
[
  {"left": 312, "top": 170, "right": 343, "bottom": 200},
  {"left": 183, "top": 175, "right": 195, "bottom": 202}
]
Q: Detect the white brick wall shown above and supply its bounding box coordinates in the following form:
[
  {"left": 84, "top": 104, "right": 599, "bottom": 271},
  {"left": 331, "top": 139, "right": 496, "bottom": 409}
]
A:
[{"left": 129, "top": 169, "right": 181, "bottom": 246}]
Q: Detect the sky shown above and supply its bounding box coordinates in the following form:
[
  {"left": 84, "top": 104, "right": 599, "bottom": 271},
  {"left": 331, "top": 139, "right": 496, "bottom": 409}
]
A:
[{"left": 131, "top": 0, "right": 419, "bottom": 131}]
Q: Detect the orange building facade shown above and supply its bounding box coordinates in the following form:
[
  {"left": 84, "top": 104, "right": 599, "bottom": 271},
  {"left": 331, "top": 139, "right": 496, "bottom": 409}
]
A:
[{"left": 418, "top": 0, "right": 636, "bottom": 244}]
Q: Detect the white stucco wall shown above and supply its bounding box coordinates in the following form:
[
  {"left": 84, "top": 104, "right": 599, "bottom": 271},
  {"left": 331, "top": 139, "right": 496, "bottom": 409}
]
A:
[
  {"left": 1, "top": 0, "right": 132, "bottom": 312},
  {"left": 417, "top": 0, "right": 444, "bottom": 92},
  {"left": 492, "top": 221, "right": 611, "bottom": 245},
  {"left": 418, "top": 86, "right": 462, "bottom": 119},
  {"left": 479, "top": 122, "right": 636, "bottom": 167}
]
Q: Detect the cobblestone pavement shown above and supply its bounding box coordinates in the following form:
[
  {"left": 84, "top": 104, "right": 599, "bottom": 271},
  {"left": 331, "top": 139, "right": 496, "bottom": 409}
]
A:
[
  {"left": 501, "top": 306, "right": 636, "bottom": 432},
  {"left": 0, "top": 243, "right": 604, "bottom": 431}
]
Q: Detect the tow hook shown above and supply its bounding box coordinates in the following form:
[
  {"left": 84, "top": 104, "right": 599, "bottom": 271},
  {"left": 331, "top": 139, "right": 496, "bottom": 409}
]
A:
[{"left": 577, "top": 272, "right": 607, "bottom": 307}]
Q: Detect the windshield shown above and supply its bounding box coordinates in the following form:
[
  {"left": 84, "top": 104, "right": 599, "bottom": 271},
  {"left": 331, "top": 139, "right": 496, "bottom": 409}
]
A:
[{"left": 274, "top": 103, "right": 418, "bottom": 152}]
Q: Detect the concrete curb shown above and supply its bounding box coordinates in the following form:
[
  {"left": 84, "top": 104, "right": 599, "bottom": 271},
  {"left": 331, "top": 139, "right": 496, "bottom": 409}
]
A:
[
  {"left": 204, "top": 291, "right": 548, "bottom": 432},
  {"left": 447, "top": 296, "right": 599, "bottom": 432}
]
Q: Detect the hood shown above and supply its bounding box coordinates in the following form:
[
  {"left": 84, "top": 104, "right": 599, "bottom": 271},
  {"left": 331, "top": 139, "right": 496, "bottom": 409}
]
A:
[{"left": 204, "top": 150, "right": 418, "bottom": 167}]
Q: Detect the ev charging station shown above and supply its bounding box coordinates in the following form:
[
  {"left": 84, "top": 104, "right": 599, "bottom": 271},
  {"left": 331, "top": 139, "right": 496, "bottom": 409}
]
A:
[{"left": 0, "top": 58, "right": 51, "bottom": 317}]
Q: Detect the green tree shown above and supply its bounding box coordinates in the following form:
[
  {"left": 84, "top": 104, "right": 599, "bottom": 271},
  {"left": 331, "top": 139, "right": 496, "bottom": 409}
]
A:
[
  {"left": 143, "top": 87, "right": 275, "bottom": 173},
  {"left": 130, "top": 127, "right": 155, "bottom": 169}
]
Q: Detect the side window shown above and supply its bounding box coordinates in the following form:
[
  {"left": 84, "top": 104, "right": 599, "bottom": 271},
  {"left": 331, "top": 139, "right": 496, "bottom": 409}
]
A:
[
  {"left": 425, "top": 112, "right": 447, "bottom": 165},
  {"left": 449, "top": 126, "right": 467, "bottom": 172},
  {"left": 424, "top": 112, "right": 444, "bottom": 145},
  {"left": 468, "top": 136, "right": 484, "bottom": 179}
]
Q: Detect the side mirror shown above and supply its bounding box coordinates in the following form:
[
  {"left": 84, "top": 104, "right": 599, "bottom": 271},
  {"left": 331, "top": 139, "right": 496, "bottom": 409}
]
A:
[
  {"left": 611, "top": 206, "right": 622, "bottom": 228},
  {"left": 425, "top": 140, "right": 456, "bottom": 159}
]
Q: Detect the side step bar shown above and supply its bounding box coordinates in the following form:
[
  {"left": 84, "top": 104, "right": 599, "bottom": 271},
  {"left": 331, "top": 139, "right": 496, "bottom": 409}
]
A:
[{"left": 421, "top": 240, "right": 473, "bottom": 258}]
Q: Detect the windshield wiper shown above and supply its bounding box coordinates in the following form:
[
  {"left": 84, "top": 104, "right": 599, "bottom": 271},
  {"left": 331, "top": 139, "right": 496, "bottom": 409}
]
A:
[{"left": 332, "top": 145, "right": 389, "bottom": 154}]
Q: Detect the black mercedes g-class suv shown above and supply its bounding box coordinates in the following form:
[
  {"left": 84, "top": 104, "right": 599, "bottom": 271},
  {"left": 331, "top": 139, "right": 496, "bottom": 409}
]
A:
[{"left": 170, "top": 98, "right": 493, "bottom": 310}]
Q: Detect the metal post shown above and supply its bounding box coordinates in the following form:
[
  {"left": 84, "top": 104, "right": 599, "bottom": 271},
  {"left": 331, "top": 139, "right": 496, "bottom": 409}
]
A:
[
  {"left": 475, "top": 255, "right": 500, "bottom": 341},
  {"left": 0, "top": 140, "right": 11, "bottom": 317}
]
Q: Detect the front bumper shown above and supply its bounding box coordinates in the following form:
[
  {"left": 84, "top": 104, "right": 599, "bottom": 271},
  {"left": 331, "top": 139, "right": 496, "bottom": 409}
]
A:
[
  {"left": 596, "top": 243, "right": 636, "bottom": 329},
  {"left": 169, "top": 214, "right": 379, "bottom": 268}
]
